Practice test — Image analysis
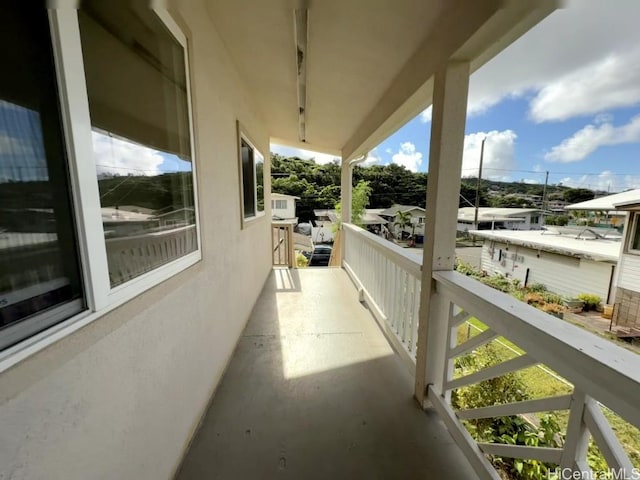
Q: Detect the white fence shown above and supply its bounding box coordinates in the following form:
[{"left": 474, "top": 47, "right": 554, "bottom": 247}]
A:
[
  {"left": 342, "top": 222, "right": 640, "bottom": 480},
  {"left": 342, "top": 223, "right": 421, "bottom": 373}
]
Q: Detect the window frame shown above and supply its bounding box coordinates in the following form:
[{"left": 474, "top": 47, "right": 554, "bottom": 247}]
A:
[
  {"left": 0, "top": 5, "right": 202, "bottom": 369},
  {"left": 237, "top": 122, "right": 265, "bottom": 228},
  {"left": 626, "top": 212, "right": 640, "bottom": 255}
]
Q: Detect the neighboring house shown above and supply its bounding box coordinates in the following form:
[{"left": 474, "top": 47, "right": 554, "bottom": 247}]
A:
[
  {"left": 379, "top": 204, "right": 426, "bottom": 236},
  {"left": 458, "top": 207, "right": 543, "bottom": 232},
  {"left": 568, "top": 189, "right": 640, "bottom": 328},
  {"left": 271, "top": 193, "right": 299, "bottom": 222},
  {"left": 472, "top": 229, "right": 621, "bottom": 302}
]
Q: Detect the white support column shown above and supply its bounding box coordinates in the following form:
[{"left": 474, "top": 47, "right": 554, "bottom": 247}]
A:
[
  {"left": 338, "top": 159, "right": 353, "bottom": 265},
  {"left": 415, "top": 61, "right": 470, "bottom": 405},
  {"left": 340, "top": 160, "right": 353, "bottom": 226}
]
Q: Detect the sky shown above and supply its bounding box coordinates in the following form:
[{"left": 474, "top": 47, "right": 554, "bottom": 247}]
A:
[{"left": 272, "top": 0, "right": 640, "bottom": 193}]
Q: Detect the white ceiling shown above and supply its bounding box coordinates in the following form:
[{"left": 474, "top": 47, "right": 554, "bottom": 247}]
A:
[{"left": 205, "top": 0, "right": 556, "bottom": 159}]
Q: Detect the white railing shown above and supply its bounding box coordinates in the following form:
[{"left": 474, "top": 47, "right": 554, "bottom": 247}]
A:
[
  {"left": 342, "top": 223, "right": 421, "bottom": 372},
  {"left": 342, "top": 223, "right": 640, "bottom": 480},
  {"left": 106, "top": 225, "right": 197, "bottom": 286},
  {"left": 272, "top": 222, "right": 295, "bottom": 268}
]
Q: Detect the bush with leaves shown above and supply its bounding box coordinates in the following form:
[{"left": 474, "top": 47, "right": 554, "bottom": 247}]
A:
[
  {"left": 453, "top": 345, "right": 564, "bottom": 479},
  {"left": 577, "top": 293, "right": 601, "bottom": 311}
]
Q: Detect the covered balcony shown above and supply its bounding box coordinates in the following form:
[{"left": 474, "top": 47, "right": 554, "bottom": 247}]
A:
[
  {"left": 177, "top": 226, "right": 640, "bottom": 479},
  {"left": 2, "top": 1, "right": 639, "bottom": 480}
]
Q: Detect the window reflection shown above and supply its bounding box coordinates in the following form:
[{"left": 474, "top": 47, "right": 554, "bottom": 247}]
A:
[{"left": 94, "top": 131, "right": 197, "bottom": 287}]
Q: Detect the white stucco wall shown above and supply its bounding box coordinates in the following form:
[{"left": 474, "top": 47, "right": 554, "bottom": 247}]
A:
[
  {"left": 480, "top": 241, "right": 614, "bottom": 301},
  {"left": 0, "top": 3, "right": 271, "bottom": 479}
]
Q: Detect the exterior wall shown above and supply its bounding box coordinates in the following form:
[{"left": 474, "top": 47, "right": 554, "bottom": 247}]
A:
[
  {"left": 614, "top": 216, "right": 640, "bottom": 327},
  {"left": 617, "top": 253, "right": 640, "bottom": 293},
  {"left": 0, "top": 3, "right": 271, "bottom": 480},
  {"left": 480, "top": 241, "right": 614, "bottom": 300},
  {"left": 613, "top": 287, "right": 640, "bottom": 328}
]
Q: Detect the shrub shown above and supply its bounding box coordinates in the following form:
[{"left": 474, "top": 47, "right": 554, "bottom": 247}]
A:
[
  {"left": 296, "top": 252, "right": 309, "bottom": 268},
  {"left": 452, "top": 344, "right": 564, "bottom": 479},
  {"left": 541, "top": 292, "right": 563, "bottom": 305},
  {"left": 528, "top": 283, "right": 547, "bottom": 293},
  {"left": 524, "top": 292, "right": 545, "bottom": 306},
  {"left": 577, "top": 293, "right": 601, "bottom": 311},
  {"left": 455, "top": 259, "right": 481, "bottom": 278},
  {"left": 482, "top": 274, "right": 519, "bottom": 293}
]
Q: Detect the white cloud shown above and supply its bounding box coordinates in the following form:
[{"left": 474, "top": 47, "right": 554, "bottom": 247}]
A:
[
  {"left": 594, "top": 113, "right": 614, "bottom": 125},
  {"left": 466, "top": 0, "right": 640, "bottom": 122},
  {"left": 361, "top": 148, "right": 382, "bottom": 166},
  {"left": 391, "top": 142, "right": 423, "bottom": 172},
  {"left": 529, "top": 51, "right": 640, "bottom": 123},
  {"left": 419, "top": 106, "right": 432, "bottom": 123},
  {"left": 462, "top": 130, "right": 517, "bottom": 180},
  {"left": 93, "top": 132, "right": 165, "bottom": 176},
  {"left": 558, "top": 170, "right": 640, "bottom": 192},
  {"left": 545, "top": 115, "right": 640, "bottom": 162},
  {"left": 270, "top": 144, "right": 340, "bottom": 164}
]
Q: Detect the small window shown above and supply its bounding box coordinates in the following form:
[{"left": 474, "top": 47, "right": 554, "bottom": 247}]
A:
[
  {"left": 238, "top": 126, "right": 265, "bottom": 224},
  {"left": 273, "top": 199, "right": 287, "bottom": 209},
  {"left": 629, "top": 213, "right": 640, "bottom": 254},
  {"left": 0, "top": 3, "right": 85, "bottom": 350},
  {"left": 79, "top": 0, "right": 199, "bottom": 288}
]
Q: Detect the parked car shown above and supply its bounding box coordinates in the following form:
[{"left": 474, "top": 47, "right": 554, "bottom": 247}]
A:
[{"left": 308, "top": 245, "right": 332, "bottom": 266}]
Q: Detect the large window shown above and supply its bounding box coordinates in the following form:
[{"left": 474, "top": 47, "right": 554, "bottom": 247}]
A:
[
  {"left": 238, "top": 126, "right": 265, "bottom": 224},
  {"left": 78, "top": 0, "right": 198, "bottom": 287},
  {"left": 0, "top": 3, "right": 84, "bottom": 350},
  {"left": 0, "top": 2, "right": 200, "bottom": 356}
]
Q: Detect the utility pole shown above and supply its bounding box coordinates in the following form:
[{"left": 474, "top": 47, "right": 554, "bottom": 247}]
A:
[
  {"left": 541, "top": 170, "right": 549, "bottom": 212},
  {"left": 473, "top": 137, "right": 486, "bottom": 231}
]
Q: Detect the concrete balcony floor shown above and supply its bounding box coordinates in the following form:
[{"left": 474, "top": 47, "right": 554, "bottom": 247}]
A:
[{"left": 175, "top": 268, "right": 477, "bottom": 479}]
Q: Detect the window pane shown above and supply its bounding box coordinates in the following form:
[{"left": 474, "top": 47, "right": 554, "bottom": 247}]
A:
[
  {"left": 0, "top": 3, "right": 84, "bottom": 349},
  {"left": 79, "top": 0, "right": 198, "bottom": 288},
  {"left": 256, "top": 151, "right": 264, "bottom": 213},
  {"left": 632, "top": 216, "right": 640, "bottom": 251},
  {"left": 241, "top": 140, "right": 255, "bottom": 218}
]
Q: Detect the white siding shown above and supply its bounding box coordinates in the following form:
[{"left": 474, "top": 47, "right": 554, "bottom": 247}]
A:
[
  {"left": 618, "top": 253, "right": 640, "bottom": 293},
  {"left": 0, "top": 4, "right": 271, "bottom": 480},
  {"left": 480, "top": 241, "right": 614, "bottom": 300}
]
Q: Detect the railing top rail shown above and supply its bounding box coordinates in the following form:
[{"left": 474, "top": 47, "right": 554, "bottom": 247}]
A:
[
  {"left": 434, "top": 270, "right": 640, "bottom": 429},
  {"left": 343, "top": 223, "right": 421, "bottom": 277}
]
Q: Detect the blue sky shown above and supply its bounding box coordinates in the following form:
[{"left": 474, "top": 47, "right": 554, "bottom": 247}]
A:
[{"left": 273, "top": 0, "right": 640, "bottom": 193}]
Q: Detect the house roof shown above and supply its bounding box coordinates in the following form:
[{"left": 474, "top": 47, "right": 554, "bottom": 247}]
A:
[
  {"left": 313, "top": 209, "right": 387, "bottom": 225},
  {"left": 379, "top": 204, "right": 425, "bottom": 216},
  {"left": 565, "top": 189, "right": 640, "bottom": 211},
  {"left": 271, "top": 192, "right": 300, "bottom": 201},
  {"left": 205, "top": 1, "right": 556, "bottom": 160},
  {"left": 458, "top": 207, "right": 540, "bottom": 222},
  {"left": 471, "top": 229, "right": 621, "bottom": 263}
]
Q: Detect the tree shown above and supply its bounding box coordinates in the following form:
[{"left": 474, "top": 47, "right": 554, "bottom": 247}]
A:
[
  {"left": 334, "top": 180, "right": 371, "bottom": 228},
  {"left": 393, "top": 210, "right": 412, "bottom": 238},
  {"left": 563, "top": 188, "right": 595, "bottom": 204}
]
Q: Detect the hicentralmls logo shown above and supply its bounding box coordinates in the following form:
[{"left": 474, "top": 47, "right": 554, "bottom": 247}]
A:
[{"left": 549, "top": 468, "right": 640, "bottom": 480}]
